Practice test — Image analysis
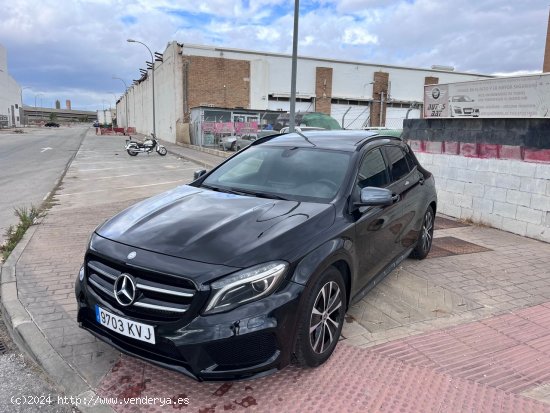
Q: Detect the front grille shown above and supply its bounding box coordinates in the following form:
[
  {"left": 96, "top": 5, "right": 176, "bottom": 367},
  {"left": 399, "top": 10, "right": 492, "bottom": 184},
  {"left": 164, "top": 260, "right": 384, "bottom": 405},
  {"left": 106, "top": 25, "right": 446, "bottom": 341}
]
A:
[{"left": 86, "top": 254, "right": 197, "bottom": 322}]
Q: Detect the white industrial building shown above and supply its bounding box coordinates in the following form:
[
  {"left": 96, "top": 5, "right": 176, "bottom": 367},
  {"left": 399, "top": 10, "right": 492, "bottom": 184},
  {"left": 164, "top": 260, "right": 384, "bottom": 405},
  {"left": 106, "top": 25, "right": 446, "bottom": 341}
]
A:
[
  {"left": 118, "top": 41, "right": 492, "bottom": 145},
  {"left": 0, "top": 44, "right": 22, "bottom": 128}
]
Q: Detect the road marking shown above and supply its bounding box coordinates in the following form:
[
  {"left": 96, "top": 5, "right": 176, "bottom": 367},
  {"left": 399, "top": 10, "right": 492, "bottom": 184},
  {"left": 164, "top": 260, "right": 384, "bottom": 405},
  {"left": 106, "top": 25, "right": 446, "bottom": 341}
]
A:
[
  {"left": 73, "top": 168, "right": 197, "bottom": 181},
  {"left": 55, "top": 179, "right": 189, "bottom": 197},
  {"left": 41, "top": 147, "right": 53, "bottom": 152}
]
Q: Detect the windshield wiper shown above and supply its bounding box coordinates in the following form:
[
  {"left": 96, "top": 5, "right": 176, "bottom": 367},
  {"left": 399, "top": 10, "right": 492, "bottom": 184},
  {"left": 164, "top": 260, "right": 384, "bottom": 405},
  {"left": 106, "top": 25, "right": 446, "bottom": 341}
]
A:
[
  {"left": 202, "top": 184, "right": 257, "bottom": 197},
  {"left": 202, "top": 184, "right": 289, "bottom": 200},
  {"left": 234, "top": 189, "right": 289, "bottom": 200}
]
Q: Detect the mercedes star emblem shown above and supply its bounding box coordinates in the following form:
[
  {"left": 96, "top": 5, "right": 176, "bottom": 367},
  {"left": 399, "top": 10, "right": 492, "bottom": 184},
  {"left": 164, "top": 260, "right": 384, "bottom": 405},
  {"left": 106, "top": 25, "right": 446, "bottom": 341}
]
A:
[{"left": 113, "top": 274, "right": 136, "bottom": 306}]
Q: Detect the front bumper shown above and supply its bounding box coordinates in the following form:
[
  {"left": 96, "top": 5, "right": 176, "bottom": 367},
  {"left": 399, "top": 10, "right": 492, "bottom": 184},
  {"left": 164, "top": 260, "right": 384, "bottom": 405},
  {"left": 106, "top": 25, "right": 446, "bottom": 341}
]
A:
[{"left": 76, "top": 273, "right": 304, "bottom": 381}]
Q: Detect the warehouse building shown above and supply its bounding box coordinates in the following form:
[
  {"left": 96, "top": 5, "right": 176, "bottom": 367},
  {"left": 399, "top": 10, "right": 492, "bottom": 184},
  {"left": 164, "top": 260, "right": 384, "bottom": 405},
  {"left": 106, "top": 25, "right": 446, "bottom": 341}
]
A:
[
  {"left": 0, "top": 44, "right": 22, "bottom": 128},
  {"left": 117, "top": 41, "right": 492, "bottom": 145}
]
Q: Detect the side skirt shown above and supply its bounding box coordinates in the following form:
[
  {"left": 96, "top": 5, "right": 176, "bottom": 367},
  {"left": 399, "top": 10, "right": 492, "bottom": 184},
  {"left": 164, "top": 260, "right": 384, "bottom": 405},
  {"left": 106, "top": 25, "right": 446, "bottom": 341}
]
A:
[{"left": 350, "top": 247, "right": 414, "bottom": 306}]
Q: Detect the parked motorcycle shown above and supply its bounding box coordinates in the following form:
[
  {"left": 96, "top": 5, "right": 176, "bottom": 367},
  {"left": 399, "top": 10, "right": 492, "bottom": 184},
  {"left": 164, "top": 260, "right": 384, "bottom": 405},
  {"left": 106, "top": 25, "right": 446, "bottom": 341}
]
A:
[{"left": 125, "top": 133, "right": 167, "bottom": 156}]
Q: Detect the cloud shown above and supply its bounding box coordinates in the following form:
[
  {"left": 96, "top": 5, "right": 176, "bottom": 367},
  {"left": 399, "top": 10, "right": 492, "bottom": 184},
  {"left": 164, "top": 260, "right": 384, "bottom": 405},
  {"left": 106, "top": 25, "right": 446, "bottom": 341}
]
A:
[{"left": 0, "top": 0, "right": 547, "bottom": 110}]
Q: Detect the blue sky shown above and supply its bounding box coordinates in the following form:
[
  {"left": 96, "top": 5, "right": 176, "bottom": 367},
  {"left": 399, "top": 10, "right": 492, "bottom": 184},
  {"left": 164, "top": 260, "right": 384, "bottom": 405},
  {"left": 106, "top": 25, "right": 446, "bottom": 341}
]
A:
[{"left": 0, "top": 0, "right": 548, "bottom": 110}]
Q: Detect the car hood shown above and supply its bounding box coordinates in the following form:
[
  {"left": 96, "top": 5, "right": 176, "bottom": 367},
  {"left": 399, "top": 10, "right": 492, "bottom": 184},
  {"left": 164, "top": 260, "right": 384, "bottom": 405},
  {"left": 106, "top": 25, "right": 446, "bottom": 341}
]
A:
[{"left": 96, "top": 185, "right": 335, "bottom": 268}]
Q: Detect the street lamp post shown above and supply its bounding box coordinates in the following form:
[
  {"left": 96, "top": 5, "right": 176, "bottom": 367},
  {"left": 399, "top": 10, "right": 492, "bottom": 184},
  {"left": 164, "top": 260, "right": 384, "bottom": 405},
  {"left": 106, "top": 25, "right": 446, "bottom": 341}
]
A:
[
  {"left": 113, "top": 76, "right": 130, "bottom": 133},
  {"left": 20, "top": 86, "right": 30, "bottom": 126},
  {"left": 127, "top": 39, "right": 156, "bottom": 137},
  {"left": 289, "top": 0, "right": 300, "bottom": 133},
  {"left": 34, "top": 93, "right": 43, "bottom": 123}
]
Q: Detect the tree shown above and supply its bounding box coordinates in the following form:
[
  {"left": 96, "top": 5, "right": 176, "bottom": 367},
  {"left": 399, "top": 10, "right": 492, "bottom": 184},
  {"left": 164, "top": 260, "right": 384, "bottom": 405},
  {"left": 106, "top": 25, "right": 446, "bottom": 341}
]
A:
[{"left": 49, "top": 112, "right": 58, "bottom": 122}]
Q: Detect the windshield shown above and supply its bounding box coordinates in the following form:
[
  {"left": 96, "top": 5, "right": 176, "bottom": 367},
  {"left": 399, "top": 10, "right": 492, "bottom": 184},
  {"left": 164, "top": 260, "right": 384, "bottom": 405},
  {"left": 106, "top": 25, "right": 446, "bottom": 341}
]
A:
[{"left": 202, "top": 146, "right": 351, "bottom": 202}]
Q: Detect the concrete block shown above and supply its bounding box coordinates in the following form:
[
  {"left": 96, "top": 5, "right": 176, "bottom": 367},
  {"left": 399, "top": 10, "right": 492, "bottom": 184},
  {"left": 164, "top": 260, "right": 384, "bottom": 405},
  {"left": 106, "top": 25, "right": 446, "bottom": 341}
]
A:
[
  {"left": 460, "top": 142, "right": 478, "bottom": 157},
  {"left": 467, "top": 157, "right": 491, "bottom": 172},
  {"left": 520, "top": 177, "right": 548, "bottom": 195},
  {"left": 506, "top": 189, "right": 531, "bottom": 207},
  {"left": 463, "top": 183, "right": 484, "bottom": 197},
  {"left": 499, "top": 145, "right": 523, "bottom": 161},
  {"left": 446, "top": 179, "right": 465, "bottom": 194},
  {"left": 508, "top": 160, "right": 537, "bottom": 177},
  {"left": 501, "top": 217, "right": 527, "bottom": 236},
  {"left": 443, "top": 141, "right": 459, "bottom": 155},
  {"left": 524, "top": 148, "right": 550, "bottom": 164},
  {"left": 484, "top": 186, "right": 507, "bottom": 202},
  {"left": 454, "top": 193, "right": 473, "bottom": 208},
  {"left": 425, "top": 141, "right": 443, "bottom": 154},
  {"left": 493, "top": 201, "right": 517, "bottom": 219},
  {"left": 535, "top": 164, "right": 550, "bottom": 180},
  {"left": 478, "top": 144, "right": 499, "bottom": 159},
  {"left": 436, "top": 190, "right": 454, "bottom": 204},
  {"left": 489, "top": 159, "right": 511, "bottom": 173},
  {"left": 455, "top": 168, "right": 476, "bottom": 183},
  {"left": 473, "top": 196, "right": 494, "bottom": 213},
  {"left": 477, "top": 171, "right": 498, "bottom": 186},
  {"left": 525, "top": 222, "right": 550, "bottom": 243},
  {"left": 448, "top": 155, "right": 469, "bottom": 169},
  {"left": 439, "top": 202, "right": 461, "bottom": 218},
  {"left": 480, "top": 212, "right": 503, "bottom": 228},
  {"left": 460, "top": 207, "right": 474, "bottom": 220},
  {"left": 417, "top": 152, "right": 434, "bottom": 165},
  {"left": 516, "top": 206, "right": 544, "bottom": 225},
  {"left": 494, "top": 174, "right": 521, "bottom": 190},
  {"left": 531, "top": 194, "right": 550, "bottom": 211}
]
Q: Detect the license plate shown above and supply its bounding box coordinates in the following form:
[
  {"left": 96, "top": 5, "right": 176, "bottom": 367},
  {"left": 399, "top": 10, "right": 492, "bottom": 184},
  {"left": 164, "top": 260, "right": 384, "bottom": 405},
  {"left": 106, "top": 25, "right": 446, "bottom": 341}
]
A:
[{"left": 95, "top": 305, "right": 155, "bottom": 344}]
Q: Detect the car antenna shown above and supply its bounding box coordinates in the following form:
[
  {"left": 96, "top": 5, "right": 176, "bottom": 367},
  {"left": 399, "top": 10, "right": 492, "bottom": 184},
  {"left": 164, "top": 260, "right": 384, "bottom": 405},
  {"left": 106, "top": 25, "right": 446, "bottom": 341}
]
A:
[{"left": 294, "top": 130, "right": 316, "bottom": 147}]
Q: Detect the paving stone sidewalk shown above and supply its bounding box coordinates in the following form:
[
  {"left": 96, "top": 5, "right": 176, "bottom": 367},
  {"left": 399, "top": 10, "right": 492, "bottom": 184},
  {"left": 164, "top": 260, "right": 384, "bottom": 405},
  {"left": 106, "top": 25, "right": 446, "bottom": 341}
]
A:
[{"left": 9, "top": 132, "right": 550, "bottom": 411}]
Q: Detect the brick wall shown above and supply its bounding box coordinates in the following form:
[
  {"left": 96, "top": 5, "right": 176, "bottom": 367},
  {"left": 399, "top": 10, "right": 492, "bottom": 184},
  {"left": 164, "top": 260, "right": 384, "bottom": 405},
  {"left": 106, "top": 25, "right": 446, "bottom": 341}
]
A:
[
  {"left": 370, "top": 71, "right": 389, "bottom": 127},
  {"left": 185, "top": 55, "right": 250, "bottom": 109},
  {"left": 315, "top": 67, "right": 333, "bottom": 115}
]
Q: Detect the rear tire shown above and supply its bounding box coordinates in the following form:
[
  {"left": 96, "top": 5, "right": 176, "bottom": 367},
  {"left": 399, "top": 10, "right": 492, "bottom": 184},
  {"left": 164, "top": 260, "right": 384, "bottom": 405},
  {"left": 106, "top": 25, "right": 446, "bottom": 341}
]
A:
[
  {"left": 411, "top": 206, "right": 434, "bottom": 260},
  {"left": 293, "top": 266, "right": 346, "bottom": 368},
  {"left": 127, "top": 149, "right": 138, "bottom": 156}
]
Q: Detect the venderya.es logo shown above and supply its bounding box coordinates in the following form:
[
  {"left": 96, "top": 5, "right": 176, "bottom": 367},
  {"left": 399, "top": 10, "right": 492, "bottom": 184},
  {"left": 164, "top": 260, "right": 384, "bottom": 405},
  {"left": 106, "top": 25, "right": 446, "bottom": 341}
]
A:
[{"left": 431, "top": 87, "right": 441, "bottom": 99}]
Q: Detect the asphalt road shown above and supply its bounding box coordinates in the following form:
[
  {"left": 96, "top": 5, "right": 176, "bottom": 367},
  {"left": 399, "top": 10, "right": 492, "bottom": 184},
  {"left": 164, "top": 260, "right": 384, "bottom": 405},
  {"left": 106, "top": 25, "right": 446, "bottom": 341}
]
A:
[{"left": 0, "top": 127, "right": 87, "bottom": 245}]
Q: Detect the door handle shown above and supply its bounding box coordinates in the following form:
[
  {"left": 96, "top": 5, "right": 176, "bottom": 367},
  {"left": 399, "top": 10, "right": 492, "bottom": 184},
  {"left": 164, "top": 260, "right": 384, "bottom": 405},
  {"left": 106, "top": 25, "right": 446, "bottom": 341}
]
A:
[{"left": 391, "top": 194, "right": 401, "bottom": 203}]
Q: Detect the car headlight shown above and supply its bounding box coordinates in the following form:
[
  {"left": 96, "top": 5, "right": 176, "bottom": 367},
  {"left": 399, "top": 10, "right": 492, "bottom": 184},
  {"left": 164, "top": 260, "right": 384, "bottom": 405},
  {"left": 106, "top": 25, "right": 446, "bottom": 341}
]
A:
[
  {"left": 203, "top": 261, "right": 288, "bottom": 315},
  {"left": 79, "top": 265, "right": 85, "bottom": 282}
]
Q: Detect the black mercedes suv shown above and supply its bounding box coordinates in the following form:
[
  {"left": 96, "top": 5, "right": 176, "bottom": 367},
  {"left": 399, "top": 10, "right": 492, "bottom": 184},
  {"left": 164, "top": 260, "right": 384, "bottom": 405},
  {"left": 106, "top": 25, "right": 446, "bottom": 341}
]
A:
[{"left": 75, "top": 130, "right": 436, "bottom": 381}]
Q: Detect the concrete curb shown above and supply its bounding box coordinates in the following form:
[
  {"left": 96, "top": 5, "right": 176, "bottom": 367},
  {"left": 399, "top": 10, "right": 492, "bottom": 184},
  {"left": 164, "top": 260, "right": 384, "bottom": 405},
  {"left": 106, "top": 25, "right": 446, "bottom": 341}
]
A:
[
  {"left": 0, "top": 129, "right": 115, "bottom": 413},
  {"left": 164, "top": 146, "right": 219, "bottom": 169}
]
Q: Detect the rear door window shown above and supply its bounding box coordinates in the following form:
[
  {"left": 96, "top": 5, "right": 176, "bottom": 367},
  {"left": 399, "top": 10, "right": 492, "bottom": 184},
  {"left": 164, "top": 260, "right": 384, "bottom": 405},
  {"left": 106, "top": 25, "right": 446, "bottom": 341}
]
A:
[{"left": 385, "top": 145, "right": 412, "bottom": 183}]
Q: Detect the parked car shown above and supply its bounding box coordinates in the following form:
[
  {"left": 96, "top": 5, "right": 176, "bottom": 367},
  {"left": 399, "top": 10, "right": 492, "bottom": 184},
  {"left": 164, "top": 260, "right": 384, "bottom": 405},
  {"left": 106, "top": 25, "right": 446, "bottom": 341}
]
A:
[
  {"left": 235, "top": 133, "right": 258, "bottom": 150},
  {"left": 449, "top": 95, "right": 480, "bottom": 117},
  {"left": 75, "top": 130, "right": 436, "bottom": 381},
  {"left": 45, "top": 122, "right": 60, "bottom": 127}
]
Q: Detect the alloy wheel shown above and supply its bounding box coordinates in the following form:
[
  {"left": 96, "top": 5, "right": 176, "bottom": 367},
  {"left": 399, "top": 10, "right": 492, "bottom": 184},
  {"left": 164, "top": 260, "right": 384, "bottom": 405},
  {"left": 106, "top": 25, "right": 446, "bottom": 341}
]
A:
[
  {"left": 422, "top": 210, "right": 434, "bottom": 252},
  {"left": 309, "top": 281, "right": 343, "bottom": 354}
]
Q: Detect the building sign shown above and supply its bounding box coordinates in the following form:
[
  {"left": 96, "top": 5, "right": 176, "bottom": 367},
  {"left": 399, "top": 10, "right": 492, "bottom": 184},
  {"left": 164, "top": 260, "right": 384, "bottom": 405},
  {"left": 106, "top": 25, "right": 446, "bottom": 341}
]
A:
[{"left": 424, "top": 74, "right": 550, "bottom": 118}]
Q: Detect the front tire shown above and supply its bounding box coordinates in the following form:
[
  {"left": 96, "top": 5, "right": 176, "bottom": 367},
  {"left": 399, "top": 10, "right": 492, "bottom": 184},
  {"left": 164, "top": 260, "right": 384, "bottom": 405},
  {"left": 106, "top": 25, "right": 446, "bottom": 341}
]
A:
[
  {"left": 293, "top": 266, "right": 346, "bottom": 368},
  {"left": 157, "top": 146, "right": 167, "bottom": 156},
  {"left": 411, "top": 206, "right": 434, "bottom": 260}
]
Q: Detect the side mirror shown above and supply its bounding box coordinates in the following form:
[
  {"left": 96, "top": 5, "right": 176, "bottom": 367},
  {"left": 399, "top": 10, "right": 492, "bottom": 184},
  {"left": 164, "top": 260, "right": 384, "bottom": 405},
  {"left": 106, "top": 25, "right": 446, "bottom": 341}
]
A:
[
  {"left": 193, "top": 169, "right": 207, "bottom": 180},
  {"left": 355, "top": 187, "right": 395, "bottom": 207}
]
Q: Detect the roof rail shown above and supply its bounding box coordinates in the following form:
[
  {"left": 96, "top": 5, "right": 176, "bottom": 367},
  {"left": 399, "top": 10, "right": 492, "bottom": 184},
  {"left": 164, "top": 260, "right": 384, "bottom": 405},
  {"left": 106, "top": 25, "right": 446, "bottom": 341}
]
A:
[{"left": 355, "top": 134, "right": 403, "bottom": 151}]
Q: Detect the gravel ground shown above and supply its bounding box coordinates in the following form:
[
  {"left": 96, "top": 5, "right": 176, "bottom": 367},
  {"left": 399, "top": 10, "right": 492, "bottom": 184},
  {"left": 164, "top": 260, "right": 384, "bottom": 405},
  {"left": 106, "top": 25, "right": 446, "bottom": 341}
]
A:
[{"left": 0, "top": 316, "right": 79, "bottom": 413}]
